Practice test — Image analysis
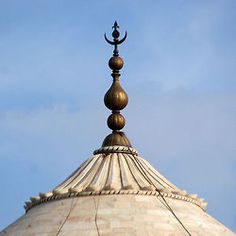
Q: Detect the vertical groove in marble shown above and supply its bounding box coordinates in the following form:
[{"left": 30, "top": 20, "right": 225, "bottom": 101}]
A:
[
  {"left": 104, "top": 154, "right": 121, "bottom": 190},
  {"left": 137, "top": 156, "right": 180, "bottom": 191},
  {"left": 54, "top": 156, "right": 95, "bottom": 191}
]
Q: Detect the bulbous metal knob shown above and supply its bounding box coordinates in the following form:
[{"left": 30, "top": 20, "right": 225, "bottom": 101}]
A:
[
  {"left": 104, "top": 80, "right": 128, "bottom": 111},
  {"left": 107, "top": 113, "right": 125, "bottom": 130},
  {"left": 109, "top": 56, "right": 123, "bottom": 70}
]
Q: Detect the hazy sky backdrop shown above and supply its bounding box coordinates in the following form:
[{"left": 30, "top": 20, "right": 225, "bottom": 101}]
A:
[{"left": 0, "top": 0, "right": 235, "bottom": 232}]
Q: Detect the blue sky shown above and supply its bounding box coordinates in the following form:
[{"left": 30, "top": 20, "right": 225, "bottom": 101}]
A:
[{"left": 0, "top": 0, "right": 235, "bottom": 232}]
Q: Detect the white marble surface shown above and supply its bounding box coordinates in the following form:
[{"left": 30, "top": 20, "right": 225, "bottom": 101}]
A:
[{"left": 1, "top": 195, "right": 235, "bottom": 236}]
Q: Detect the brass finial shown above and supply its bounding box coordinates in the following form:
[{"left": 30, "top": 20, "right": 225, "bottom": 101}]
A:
[{"left": 102, "top": 22, "right": 131, "bottom": 148}]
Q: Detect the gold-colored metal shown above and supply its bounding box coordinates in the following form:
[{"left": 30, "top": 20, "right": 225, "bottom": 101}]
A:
[
  {"left": 109, "top": 56, "right": 123, "bottom": 70},
  {"left": 104, "top": 79, "right": 128, "bottom": 111},
  {"left": 107, "top": 112, "right": 125, "bottom": 131},
  {"left": 102, "top": 22, "right": 132, "bottom": 147},
  {"left": 102, "top": 131, "right": 131, "bottom": 147}
]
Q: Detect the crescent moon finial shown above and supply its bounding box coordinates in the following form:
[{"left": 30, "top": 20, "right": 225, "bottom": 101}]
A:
[{"left": 104, "top": 22, "right": 127, "bottom": 51}]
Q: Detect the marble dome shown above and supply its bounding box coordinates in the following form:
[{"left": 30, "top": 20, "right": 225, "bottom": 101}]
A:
[{"left": 1, "top": 146, "right": 235, "bottom": 236}]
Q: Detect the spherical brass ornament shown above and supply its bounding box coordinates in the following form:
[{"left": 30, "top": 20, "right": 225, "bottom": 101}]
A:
[
  {"left": 104, "top": 80, "right": 128, "bottom": 111},
  {"left": 107, "top": 113, "right": 125, "bottom": 130},
  {"left": 109, "top": 56, "right": 123, "bottom": 70}
]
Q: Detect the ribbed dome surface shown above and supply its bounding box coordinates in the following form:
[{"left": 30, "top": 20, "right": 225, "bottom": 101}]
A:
[
  {"left": 23, "top": 147, "right": 206, "bottom": 211},
  {"left": 55, "top": 152, "right": 176, "bottom": 193}
]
